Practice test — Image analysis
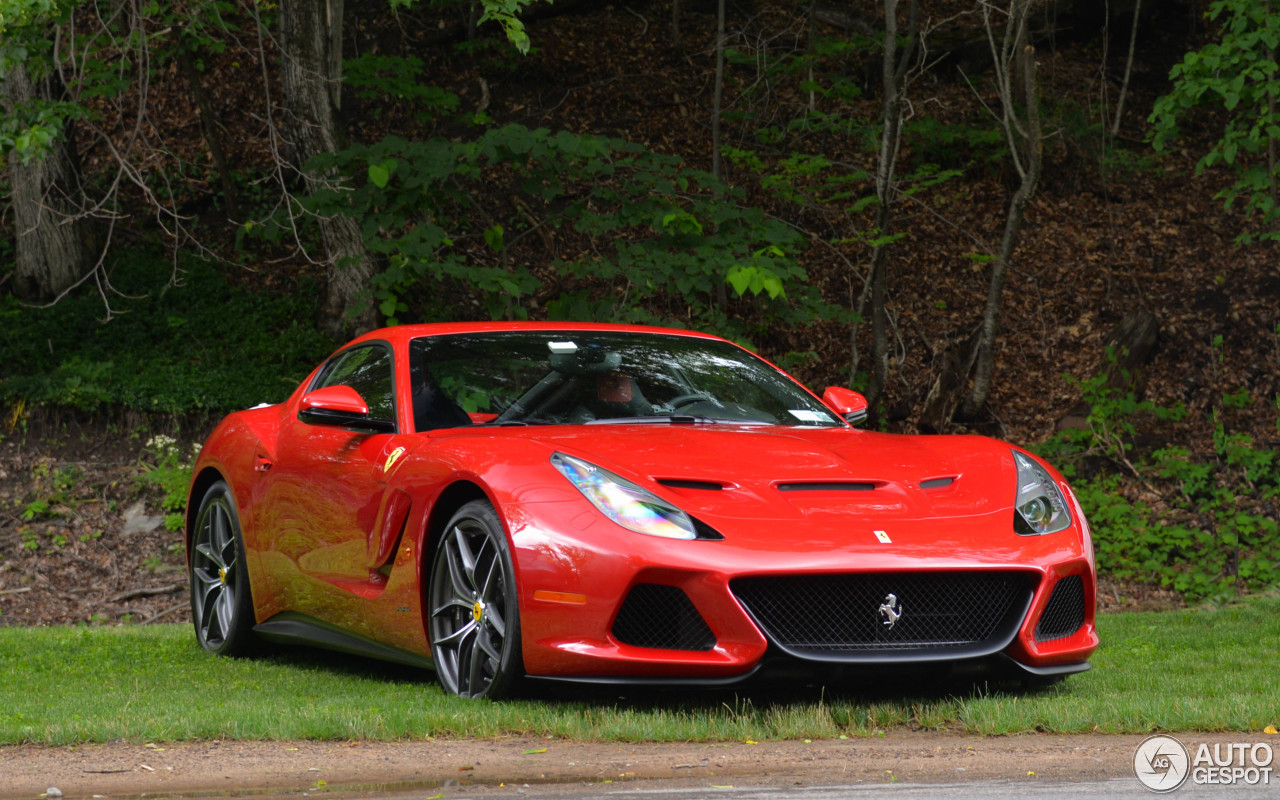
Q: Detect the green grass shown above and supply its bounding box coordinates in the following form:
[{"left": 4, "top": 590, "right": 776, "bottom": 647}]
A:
[{"left": 1, "top": 598, "right": 1278, "bottom": 745}]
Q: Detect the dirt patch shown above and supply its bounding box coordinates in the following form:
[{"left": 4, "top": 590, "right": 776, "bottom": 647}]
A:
[
  {"left": 0, "top": 430, "right": 200, "bottom": 628},
  {"left": 1, "top": 731, "right": 1249, "bottom": 799}
]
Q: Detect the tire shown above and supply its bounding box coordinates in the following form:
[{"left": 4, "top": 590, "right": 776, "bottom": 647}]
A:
[
  {"left": 428, "top": 500, "right": 524, "bottom": 698},
  {"left": 189, "top": 480, "right": 257, "bottom": 656}
]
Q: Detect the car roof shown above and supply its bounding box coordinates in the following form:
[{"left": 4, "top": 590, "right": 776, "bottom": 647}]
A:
[{"left": 346, "top": 321, "right": 728, "bottom": 348}]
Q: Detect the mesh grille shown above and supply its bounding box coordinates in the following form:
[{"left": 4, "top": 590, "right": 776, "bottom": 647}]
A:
[
  {"left": 1035, "top": 575, "right": 1086, "bottom": 642},
  {"left": 611, "top": 583, "right": 716, "bottom": 651},
  {"left": 730, "top": 572, "right": 1032, "bottom": 654}
]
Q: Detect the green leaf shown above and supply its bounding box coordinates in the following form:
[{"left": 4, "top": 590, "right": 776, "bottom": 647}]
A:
[
  {"left": 725, "top": 266, "right": 755, "bottom": 297},
  {"left": 483, "top": 224, "right": 505, "bottom": 252},
  {"left": 368, "top": 160, "right": 394, "bottom": 188}
]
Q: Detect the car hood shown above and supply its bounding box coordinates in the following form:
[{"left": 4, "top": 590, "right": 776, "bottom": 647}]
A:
[{"left": 515, "top": 425, "right": 1019, "bottom": 523}]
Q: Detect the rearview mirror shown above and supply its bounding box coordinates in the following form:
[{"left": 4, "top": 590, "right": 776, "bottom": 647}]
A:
[
  {"left": 822, "top": 386, "right": 869, "bottom": 425},
  {"left": 299, "top": 385, "right": 395, "bottom": 433}
]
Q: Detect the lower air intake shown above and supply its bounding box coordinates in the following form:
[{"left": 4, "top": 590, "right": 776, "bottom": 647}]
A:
[
  {"left": 731, "top": 571, "right": 1033, "bottom": 658},
  {"left": 612, "top": 583, "right": 716, "bottom": 651},
  {"left": 1034, "top": 574, "right": 1086, "bottom": 642}
]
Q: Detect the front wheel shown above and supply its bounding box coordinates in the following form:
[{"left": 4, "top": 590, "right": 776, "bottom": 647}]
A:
[
  {"left": 189, "top": 480, "right": 257, "bottom": 656},
  {"left": 428, "top": 500, "right": 523, "bottom": 698}
]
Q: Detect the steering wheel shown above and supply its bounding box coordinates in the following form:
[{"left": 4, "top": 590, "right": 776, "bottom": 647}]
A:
[{"left": 667, "top": 393, "right": 714, "bottom": 410}]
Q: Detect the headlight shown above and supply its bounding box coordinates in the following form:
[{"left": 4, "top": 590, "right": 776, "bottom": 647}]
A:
[
  {"left": 551, "top": 452, "right": 697, "bottom": 540},
  {"left": 1012, "top": 450, "right": 1072, "bottom": 535}
]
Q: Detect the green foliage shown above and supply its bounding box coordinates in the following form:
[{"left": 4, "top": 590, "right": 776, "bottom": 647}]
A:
[
  {"left": 1034, "top": 358, "right": 1280, "bottom": 601},
  {"left": 14, "top": 461, "right": 84, "bottom": 551},
  {"left": 343, "top": 54, "right": 459, "bottom": 123},
  {"left": 0, "top": 0, "right": 82, "bottom": 164},
  {"left": 390, "top": 0, "right": 540, "bottom": 54},
  {"left": 135, "top": 435, "right": 200, "bottom": 532},
  {"left": 903, "top": 117, "right": 1005, "bottom": 173},
  {"left": 1150, "top": 0, "right": 1280, "bottom": 242},
  {"left": 291, "top": 125, "right": 826, "bottom": 339},
  {"left": 1036, "top": 349, "right": 1187, "bottom": 477},
  {"left": 0, "top": 251, "right": 336, "bottom": 415}
]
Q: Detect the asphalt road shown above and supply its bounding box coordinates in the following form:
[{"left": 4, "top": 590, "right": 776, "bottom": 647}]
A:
[
  {"left": 241, "top": 777, "right": 1277, "bottom": 800},
  {"left": 506, "top": 780, "right": 1276, "bottom": 799}
]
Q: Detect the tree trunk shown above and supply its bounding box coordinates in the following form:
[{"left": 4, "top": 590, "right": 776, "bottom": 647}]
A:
[
  {"left": 861, "top": 0, "right": 917, "bottom": 410},
  {"left": 1267, "top": 1, "right": 1278, "bottom": 214},
  {"left": 960, "top": 0, "right": 1042, "bottom": 421},
  {"left": 279, "top": 0, "right": 378, "bottom": 335},
  {"left": 918, "top": 325, "right": 981, "bottom": 433},
  {"left": 711, "top": 0, "right": 726, "bottom": 180},
  {"left": 671, "top": 0, "right": 682, "bottom": 52},
  {"left": 1109, "top": 0, "right": 1141, "bottom": 136},
  {"left": 961, "top": 167, "right": 1037, "bottom": 419},
  {"left": 2, "top": 62, "right": 93, "bottom": 301},
  {"left": 177, "top": 40, "right": 240, "bottom": 222}
]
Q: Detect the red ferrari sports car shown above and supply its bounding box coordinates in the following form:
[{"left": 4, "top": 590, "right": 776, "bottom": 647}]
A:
[{"left": 186, "top": 322, "right": 1098, "bottom": 698}]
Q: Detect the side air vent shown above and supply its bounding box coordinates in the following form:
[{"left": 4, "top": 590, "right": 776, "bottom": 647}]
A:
[
  {"left": 656, "top": 479, "right": 724, "bottom": 491},
  {"left": 777, "top": 482, "right": 876, "bottom": 492},
  {"left": 1034, "top": 575, "right": 1086, "bottom": 642},
  {"left": 920, "top": 477, "right": 955, "bottom": 489},
  {"left": 612, "top": 584, "right": 716, "bottom": 651}
]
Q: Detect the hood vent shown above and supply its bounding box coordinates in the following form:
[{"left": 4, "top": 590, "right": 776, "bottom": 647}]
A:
[
  {"left": 920, "top": 477, "right": 956, "bottom": 490},
  {"left": 777, "top": 482, "right": 876, "bottom": 492},
  {"left": 656, "top": 478, "right": 725, "bottom": 491}
]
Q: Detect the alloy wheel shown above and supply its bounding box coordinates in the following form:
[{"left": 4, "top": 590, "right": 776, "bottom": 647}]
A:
[{"left": 429, "top": 507, "right": 518, "bottom": 698}]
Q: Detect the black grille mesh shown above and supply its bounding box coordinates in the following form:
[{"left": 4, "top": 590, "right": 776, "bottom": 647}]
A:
[
  {"left": 611, "top": 583, "right": 716, "bottom": 651},
  {"left": 1035, "top": 575, "right": 1086, "bottom": 642},
  {"left": 730, "top": 572, "right": 1031, "bottom": 653}
]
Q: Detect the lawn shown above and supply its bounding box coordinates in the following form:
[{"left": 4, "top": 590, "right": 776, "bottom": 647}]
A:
[{"left": 2, "top": 597, "right": 1277, "bottom": 745}]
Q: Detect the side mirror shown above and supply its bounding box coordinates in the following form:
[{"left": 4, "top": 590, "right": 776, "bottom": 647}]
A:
[
  {"left": 299, "top": 385, "right": 395, "bottom": 433},
  {"left": 822, "top": 386, "right": 869, "bottom": 425}
]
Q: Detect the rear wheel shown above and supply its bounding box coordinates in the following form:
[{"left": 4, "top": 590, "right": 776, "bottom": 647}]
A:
[
  {"left": 189, "top": 480, "right": 257, "bottom": 656},
  {"left": 428, "top": 500, "right": 523, "bottom": 698}
]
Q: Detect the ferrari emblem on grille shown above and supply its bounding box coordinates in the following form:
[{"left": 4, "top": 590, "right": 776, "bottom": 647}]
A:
[{"left": 878, "top": 593, "right": 903, "bottom": 629}]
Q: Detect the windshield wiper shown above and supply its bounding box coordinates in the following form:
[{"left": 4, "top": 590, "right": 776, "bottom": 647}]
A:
[{"left": 585, "top": 415, "right": 771, "bottom": 426}]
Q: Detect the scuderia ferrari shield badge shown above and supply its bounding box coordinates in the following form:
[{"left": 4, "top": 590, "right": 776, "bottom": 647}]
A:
[{"left": 384, "top": 447, "right": 406, "bottom": 473}]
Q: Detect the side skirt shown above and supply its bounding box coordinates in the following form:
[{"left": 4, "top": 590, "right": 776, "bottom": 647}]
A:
[{"left": 254, "top": 611, "right": 434, "bottom": 670}]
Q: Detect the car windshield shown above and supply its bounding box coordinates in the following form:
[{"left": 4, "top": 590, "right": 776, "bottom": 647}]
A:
[{"left": 408, "top": 331, "right": 844, "bottom": 431}]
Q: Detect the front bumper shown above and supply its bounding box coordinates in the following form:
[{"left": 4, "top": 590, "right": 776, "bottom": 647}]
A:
[{"left": 506, "top": 500, "right": 1100, "bottom": 681}]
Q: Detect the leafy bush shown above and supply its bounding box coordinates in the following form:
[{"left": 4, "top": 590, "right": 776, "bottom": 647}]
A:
[
  {"left": 1150, "top": 0, "right": 1280, "bottom": 243},
  {"left": 0, "top": 251, "right": 336, "bottom": 416},
  {"left": 135, "top": 435, "right": 201, "bottom": 532},
  {"left": 287, "top": 125, "right": 833, "bottom": 343},
  {"left": 1035, "top": 364, "right": 1280, "bottom": 601}
]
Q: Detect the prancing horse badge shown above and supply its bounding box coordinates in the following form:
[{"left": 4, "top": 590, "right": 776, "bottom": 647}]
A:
[{"left": 878, "top": 593, "right": 903, "bottom": 629}]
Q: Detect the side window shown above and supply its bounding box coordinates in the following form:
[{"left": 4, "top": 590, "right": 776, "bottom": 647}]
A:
[{"left": 315, "top": 345, "right": 396, "bottom": 425}]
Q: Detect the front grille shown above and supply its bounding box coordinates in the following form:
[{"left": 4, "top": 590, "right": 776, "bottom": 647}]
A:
[
  {"left": 1035, "top": 575, "right": 1086, "bottom": 642},
  {"left": 611, "top": 583, "right": 716, "bottom": 651},
  {"left": 730, "top": 571, "right": 1033, "bottom": 657}
]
